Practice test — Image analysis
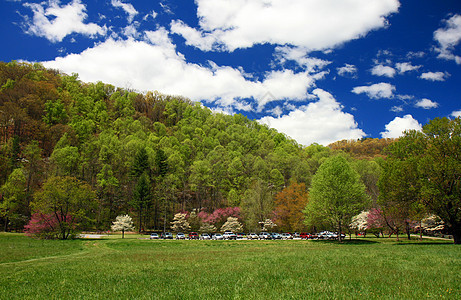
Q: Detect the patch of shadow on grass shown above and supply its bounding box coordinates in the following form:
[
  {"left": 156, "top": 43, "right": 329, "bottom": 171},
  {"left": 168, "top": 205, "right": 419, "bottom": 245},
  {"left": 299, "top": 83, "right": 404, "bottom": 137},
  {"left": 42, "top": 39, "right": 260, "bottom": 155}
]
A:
[
  {"left": 392, "top": 241, "right": 454, "bottom": 246},
  {"left": 310, "top": 239, "right": 379, "bottom": 245}
]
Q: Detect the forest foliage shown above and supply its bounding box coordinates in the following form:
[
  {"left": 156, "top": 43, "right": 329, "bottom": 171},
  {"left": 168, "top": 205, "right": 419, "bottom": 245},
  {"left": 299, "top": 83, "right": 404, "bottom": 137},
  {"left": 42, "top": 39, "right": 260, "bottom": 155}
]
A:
[{"left": 2, "top": 61, "right": 457, "bottom": 242}]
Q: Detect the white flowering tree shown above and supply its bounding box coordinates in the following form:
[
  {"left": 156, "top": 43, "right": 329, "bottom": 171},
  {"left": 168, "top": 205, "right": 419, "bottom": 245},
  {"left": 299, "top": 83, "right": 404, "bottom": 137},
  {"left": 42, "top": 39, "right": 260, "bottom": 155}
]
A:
[
  {"left": 199, "top": 222, "right": 217, "bottom": 233},
  {"left": 350, "top": 211, "right": 369, "bottom": 237},
  {"left": 220, "top": 217, "right": 243, "bottom": 232},
  {"left": 111, "top": 215, "right": 135, "bottom": 239},
  {"left": 171, "top": 213, "right": 191, "bottom": 232},
  {"left": 259, "top": 219, "right": 277, "bottom": 231}
]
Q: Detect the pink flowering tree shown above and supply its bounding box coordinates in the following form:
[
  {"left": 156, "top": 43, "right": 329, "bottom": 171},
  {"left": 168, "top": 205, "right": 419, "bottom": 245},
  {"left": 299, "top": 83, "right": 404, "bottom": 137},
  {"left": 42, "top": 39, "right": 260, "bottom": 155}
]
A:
[
  {"left": 177, "top": 207, "right": 242, "bottom": 233},
  {"left": 366, "top": 208, "right": 386, "bottom": 238},
  {"left": 24, "top": 213, "right": 74, "bottom": 239}
]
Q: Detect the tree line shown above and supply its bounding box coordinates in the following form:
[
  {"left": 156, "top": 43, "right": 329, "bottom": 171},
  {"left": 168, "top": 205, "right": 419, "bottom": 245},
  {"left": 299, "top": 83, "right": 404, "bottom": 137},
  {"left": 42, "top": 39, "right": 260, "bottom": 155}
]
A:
[{"left": 0, "top": 61, "right": 459, "bottom": 243}]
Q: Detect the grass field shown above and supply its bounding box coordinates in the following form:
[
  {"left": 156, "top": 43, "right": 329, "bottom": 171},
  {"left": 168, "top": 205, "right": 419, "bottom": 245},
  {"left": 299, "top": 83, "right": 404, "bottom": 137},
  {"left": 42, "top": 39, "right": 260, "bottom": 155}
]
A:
[{"left": 0, "top": 233, "right": 459, "bottom": 299}]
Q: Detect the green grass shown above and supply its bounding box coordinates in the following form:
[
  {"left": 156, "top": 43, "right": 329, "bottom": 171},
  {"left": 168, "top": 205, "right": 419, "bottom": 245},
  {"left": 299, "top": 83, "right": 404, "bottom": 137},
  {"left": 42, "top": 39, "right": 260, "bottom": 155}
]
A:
[{"left": 0, "top": 233, "right": 459, "bottom": 299}]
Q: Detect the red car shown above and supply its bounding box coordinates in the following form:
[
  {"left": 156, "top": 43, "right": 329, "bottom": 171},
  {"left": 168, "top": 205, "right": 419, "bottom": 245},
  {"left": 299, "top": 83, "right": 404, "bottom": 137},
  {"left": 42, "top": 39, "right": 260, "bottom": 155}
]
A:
[
  {"left": 300, "top": 232, "right": 310, "bottom": 239},
  {"left": 188, "top": 232, "right": 199, "bottom": 240}
]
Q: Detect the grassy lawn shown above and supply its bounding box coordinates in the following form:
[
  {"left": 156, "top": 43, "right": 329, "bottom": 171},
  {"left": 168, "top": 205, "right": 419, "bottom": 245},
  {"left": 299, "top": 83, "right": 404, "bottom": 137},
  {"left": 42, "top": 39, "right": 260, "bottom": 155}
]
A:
[{"left": 0, "top": 233, "right": 459, "bottom": 299}]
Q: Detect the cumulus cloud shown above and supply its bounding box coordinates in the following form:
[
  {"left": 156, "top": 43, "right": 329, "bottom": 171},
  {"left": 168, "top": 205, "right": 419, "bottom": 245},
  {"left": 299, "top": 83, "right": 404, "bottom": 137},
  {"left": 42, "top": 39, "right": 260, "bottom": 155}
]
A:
[
  {"left": 111, "top": 0, "right": 138, "bottom": 23},
  {"left": 274, "top": 46, "right": 331, "bottom": 72},
  {"left": 22, "top": 0, "right": 106, "bottom": 42},
  {"left": 42, "top": 28, "right": 317, "bottom": 111},
  {"left": 259, "top": 89, "right": 366, "bottom": 146},
  {"left": 352, "top": 83, "right": 395, "bottom": 99},
  {"left": 371, "top": 64, "right": 396, "bottom": 77},
  {"left": 170, "top": 20, "right": 218, "bottom": 51},
  {"left": 451, "top": 110, "right": 461, "bottom": 118},
  {"left": 381, "top": 115, "right": 422, "bottom": 138},
  {"left": 420, "top": 71, "right": 450, "bottom": 81},
  {"left": 415, "top": 98, "right": 439, "bottom": 109},
  {"left": 337, "top": 64, "right": 358, "bottom": 77},
  {"left": 395, "top": 62, "right": 421, "bottom": 73},
  {"left": 434, "top": 14, "right": 461, "bottom": 64},
  {"left": 172, "top": 0, "right": 399, "bottom": 52}
]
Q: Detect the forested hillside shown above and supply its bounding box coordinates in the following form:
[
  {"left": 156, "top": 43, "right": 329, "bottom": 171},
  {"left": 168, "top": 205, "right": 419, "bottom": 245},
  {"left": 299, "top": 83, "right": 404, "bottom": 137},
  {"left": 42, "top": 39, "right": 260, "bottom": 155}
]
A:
[{"left": 0, "top": 61, "right": 392, "bottom": 234}]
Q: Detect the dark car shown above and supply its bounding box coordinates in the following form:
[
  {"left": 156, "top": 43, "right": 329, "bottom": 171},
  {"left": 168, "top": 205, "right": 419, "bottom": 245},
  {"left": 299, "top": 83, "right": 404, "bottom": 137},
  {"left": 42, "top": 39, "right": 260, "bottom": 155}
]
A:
[
  {"left": 188, "top": 232, "right": 199, "bottom": 240},
  {"left": 161, "top": 232, "right": 173, "bottom": 239}
]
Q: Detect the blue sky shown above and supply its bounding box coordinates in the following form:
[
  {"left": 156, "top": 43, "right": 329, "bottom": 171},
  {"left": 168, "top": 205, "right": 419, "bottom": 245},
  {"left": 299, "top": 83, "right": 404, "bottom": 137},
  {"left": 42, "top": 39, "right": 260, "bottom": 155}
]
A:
[{"left": 1, "top": 0, "right": 461, "bottom": 145}]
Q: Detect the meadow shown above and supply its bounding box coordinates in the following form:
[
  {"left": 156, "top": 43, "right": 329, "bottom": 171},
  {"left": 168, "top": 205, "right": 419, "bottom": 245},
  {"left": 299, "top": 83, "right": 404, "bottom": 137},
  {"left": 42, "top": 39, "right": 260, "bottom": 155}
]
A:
[{"left": 0, "top": 233, "right": 459, "bottom": 299}]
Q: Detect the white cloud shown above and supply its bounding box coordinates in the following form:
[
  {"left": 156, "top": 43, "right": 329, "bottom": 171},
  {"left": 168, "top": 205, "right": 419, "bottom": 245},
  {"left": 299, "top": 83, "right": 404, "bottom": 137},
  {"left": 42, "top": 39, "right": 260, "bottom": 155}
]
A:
[
  {"left": 111, "top": 0, "right": 138, "bottom": 24},
  {"left": 143, "top": 11, "right": 158, "bottom": 21},
  {"left": 259, "top": 89, "right": 366, "bottom": 146},
  {"left": 172, "top": 0, "right": 399, "bottom": 52},
  {"left": 395, "top": 62, "right": 421, "bottom": 73},
  {"left": 420, "top": 71, "right": 450, "bottom": 81},
  {"left": 371, "top": 64, "right": 396, "bottom": 77},
  {"left": 415, "top": 98, "right": 439, "bottom": 109},
  {"left": 170, "top": 20, "right": 218, "bottom": 51},
  {"left": 381, "top": 115, "right": 422, "bottom": 138},
  {"left": 391, "top": 106, "right": 403, "bottom": 112},
  {"left": 352, "top": 83, "right": 395, "bottom": 99},
  {"left": 42, "top": 28, "right": 317, "bottom": 111},
  {"left": 268, "top": 106, "right": 283, "bottom": 118},
  {"left": 274, "top": 46, "right": 331, "bottom": 72},
  {"left": 434, "top": 14, "right": 461, "bottom": 64},
  {"left": 22, "top": 0, "right": 106, "bottom": 42},
  {"left": 451, "top": 110, "right": 461, "bottom": 118},
  {"left": 337, "top": 64, "right": 358, "bottom": 77}
]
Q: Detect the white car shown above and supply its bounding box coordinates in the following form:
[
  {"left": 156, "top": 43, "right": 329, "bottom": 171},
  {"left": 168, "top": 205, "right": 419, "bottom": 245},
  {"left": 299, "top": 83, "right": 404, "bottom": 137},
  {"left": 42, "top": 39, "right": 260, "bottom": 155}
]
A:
[
  {"left": 247, "top": 233, "right": 259, "bottom": 240},
  {"left": 150, "top": 233, "right": 159, "bottom": 239},
  {"left": 200, "top": 233, "right": 211, "bottom": 240},
  {"left": 259, "top": 232, "right": 271, "bottom": 240},
  {"left": 281, "top": 233, "right": 292, "bottom": 240},
  {"left": 212, "top": 233, "right": 223, "bottom": 240},
  {"left": 176, "top": 232, "right": 186, "bottom": 240},
  {"left": 223, "top": 231, "right": 237, "bottom": 240}
]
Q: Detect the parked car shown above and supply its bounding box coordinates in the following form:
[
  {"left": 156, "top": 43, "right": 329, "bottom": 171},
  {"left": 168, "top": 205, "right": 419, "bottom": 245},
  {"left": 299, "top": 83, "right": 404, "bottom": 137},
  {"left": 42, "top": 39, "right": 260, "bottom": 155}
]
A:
[
  {"left": 292, "top": 232, "right": 301, "bottom": 239},
  {"left": 236, "top": 233, "right": 246, "bottom": 240},
  {"left": 223, "top": 231, "right": 237, "bottom": 240},
  {"left": 212, "top": 233, "right": 223, "bottom": 240},
  {"left": 161, "top": 232, "right": 173, "bottom": 239},
  {"left": 259, "top": 232, "right": 271, "bottom": 240},
  {"left": 200, "top": 233, "right": 211, "bottom": 240},
  {"left": 271, "top": 232, "right": 282, "bottom": 240},
  {"left": 188, "top": 232, "right": 199, "bottom": 240},
  {"left": 150, "top": 233, "right": 159, "bottom": 239},
  {"left": 317, "top": 231, "right": 337, "bottom": 240},
  {"left": 247, "top": 233, "right": 259, "bottom": 240},
  {"left": 300, "top": 232, "right": 310, "bottom": 239},
  {"left": 281, "top": 233, "right": 292, "bottom": 240},
  {"left": 176, "top": 232, "right": 186, "bottom": 240}
]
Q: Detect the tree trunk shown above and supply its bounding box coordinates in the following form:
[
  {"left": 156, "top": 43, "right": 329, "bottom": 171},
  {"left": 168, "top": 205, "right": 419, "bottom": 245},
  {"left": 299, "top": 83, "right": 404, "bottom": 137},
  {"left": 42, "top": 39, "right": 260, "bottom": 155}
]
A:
[
  {"left": 338, "top": 220, "right": 342, "bottom": 242},
  {"left": 452, "top": 226, "right": 461, "bottom": 245},
  {"left": 122, "top": 229, "right": 125, "bottom": 239}
]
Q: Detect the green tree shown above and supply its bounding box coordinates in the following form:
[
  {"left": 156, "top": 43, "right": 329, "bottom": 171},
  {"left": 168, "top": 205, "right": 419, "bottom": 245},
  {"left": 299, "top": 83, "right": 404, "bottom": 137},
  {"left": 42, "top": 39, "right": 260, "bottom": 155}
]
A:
[
  {"left": 0, "top": 168, "right": 28, "bottom": 231},
  {"left": 304, "top": 156, "right": 369, "bottom": 241},
  {"left": 31, "top": 176, "right": 96, "bottom": 239},
  {"left": 131, "top": 172, "right": 151, "bottom": 233},
  {"left": 384, "top": 118, "right": 461, "bottom": 244}
]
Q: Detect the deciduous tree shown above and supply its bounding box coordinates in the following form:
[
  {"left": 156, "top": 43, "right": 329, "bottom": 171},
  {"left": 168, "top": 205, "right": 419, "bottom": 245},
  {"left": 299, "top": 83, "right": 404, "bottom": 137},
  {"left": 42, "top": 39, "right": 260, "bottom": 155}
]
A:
[
  {"left": 304, "top": 156, "right": 369, "bottom": 242},
  {"left": 30, "top": 176, "right": 96, "bottom": 239}
]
